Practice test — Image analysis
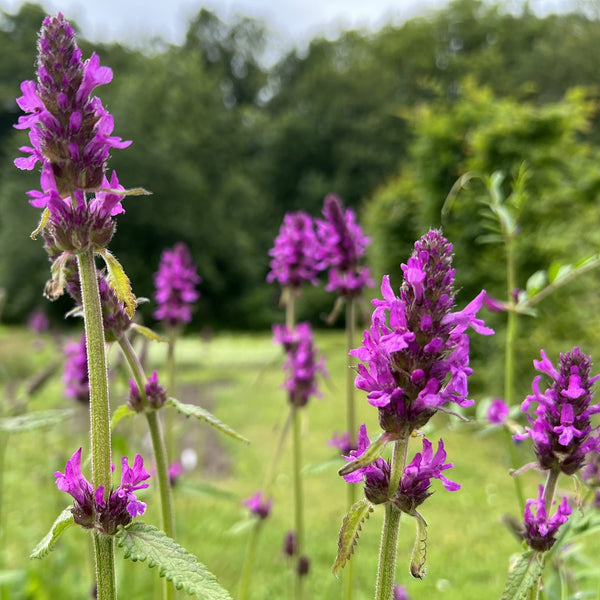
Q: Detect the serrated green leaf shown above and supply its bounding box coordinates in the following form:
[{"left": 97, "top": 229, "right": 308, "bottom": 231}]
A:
[
  {"left": 96, "top": 248, "right": 136, "bottom": 318},
  {"left": 0, "top": 409, "right": 74, "bottom": 432},
  {"left": 525, "top": 270, "right": 547, "bottom": 297},
  {"left": 131, "top": 323, "right": 168, "bottom": 343},
  {"left": 116, "top": 522, "right": 232, "bottom": 599},
  {"left": 110, "top": 404, "right": 136, "bottom": 429},
  {"left": 167, "top": 398, "right": 249, "bottom": 444},
  {"left": 338, "top": 432, "right": 391, "bottom": 478},
  {"left": 30, "top": 507, "right": 74, "bottom": 559},
  {"left": 332, "top": 498, "right": 374, "bottom": 577},
  {"left": 501, "top": 550, "right": 545, "bottom": 600},
  {"left": 30, "top": 207, "right": 50, "bottom": 239}
]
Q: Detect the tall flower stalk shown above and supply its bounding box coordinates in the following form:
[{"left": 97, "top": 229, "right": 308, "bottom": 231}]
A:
[
  {"left": 335, "top": 230, "right": 492, "bottom": 599},
  {"left": 316, "top": 194, "right": 373, "bottom": 600}
]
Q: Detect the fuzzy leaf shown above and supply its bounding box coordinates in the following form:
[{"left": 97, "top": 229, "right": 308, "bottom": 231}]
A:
[
  {"left": 110, "top": 404, "right": 136, "bottom": 429},
  {"left": 30, "top": 507, "right": 74, "bottom": 559},
  {"left": 167, "top": 398, "right": 249, "bottom": 444},
  {"left": 501, "top": 550, "right": 545, "bottom": 600},
  {"left": 410, "top": 511, "right": 428, "bottom": 579},
  {"left": 525, "top": 270, "right": 547, "bottom": 298},
  {"left": 131, "top": 323, "right": 168, "bottom": 343},
  {"left": 338, "top": 432, "right": 391, "bottom": 478},
  {"left": 97, "top": 248, "right": 136, "bottom": 318},
  {"left": 0, "top": 409, "right": 74, "bottom": 432},
  {"left": 116, "top": 522, "right": 232, "bottom": 599},
  {"left": 30, "top": 207, "right": 50, "bottom": 239},
  {"left": 332, "top": 498, "right": 374, "bottom": 577}
]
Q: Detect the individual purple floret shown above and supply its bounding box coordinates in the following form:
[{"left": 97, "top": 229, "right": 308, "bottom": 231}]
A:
[
  {"left": 168, "top": 462, "right": 184, "bottom": 487},
  {"left": 342, "top": 424, "right": 391, "bottom": 505},
  {"left": 522, "top": 485, "right": 571, "bottom": 552},
  {"left": 153, "top": 242, "right": 201, "bottom": 328},
  {"left": 14, "top": 14, "right": 130, "bottom": 197},
  {"left": 128, "top": 370, "right": 168, "bottom": 412},
  {"left": 328, "top": 431, "right": 355, "bottom": 455},
  {"left": 55, "top": 447, "right": 150, "bottom": 534},
  {"left": 350, "top": 230, "right": 493, "bottom": 436},
  {"left": 242, "top": 491, "right": 273, "bottom": 520},
  {"left": 283, "top": 530, "right": 297, "bottom": 556},
  {"left": 394, "top": 438, "right": 460, "bottom": 514},
  {"left": 266, "top": 211, "right": 322, "bottom": 288},
  {"left": 273, "top": 322, "right": 327, "bottom": 408},
  {"left": 316, "top": 194, "right": 374, "bottom": 297},
  {"left": 487, "top": 398, "right": 509, "bottom": 425},
  {"left": 516, "top": 348, "right": 600, "bottom": 475},
  {"left": 63, "top": 335, "right": 89, "bottom": 404}
]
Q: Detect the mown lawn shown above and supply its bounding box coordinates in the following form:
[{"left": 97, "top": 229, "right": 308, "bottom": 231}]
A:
[{"left": 0, "top": 326, "right": 596, "bottom": 599}]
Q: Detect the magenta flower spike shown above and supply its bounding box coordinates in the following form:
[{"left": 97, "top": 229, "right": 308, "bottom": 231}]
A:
[
  {"left": 63, "top": 335, "right": 89, "bottom": 404},
  {"left": 522, "top": 485, "right": 571, "bottom": 551},
  {"left": 153, "top": 242, "right": 201, "bottom": 328},
  {"left": 128, "top": 369, "right": 168, "bottom": 412},
  {"left": 242, "top": 491, "right": 273, "bottom": 520},
  {"left": 516, "top": 348, "right": 600, "bottom": 475},
  {"left": 316, "top": 194, "right": 374, "bottom": 297},
  {"left": 27, "top": 308, "right": 49, "bottom": 333},
  {"left": 55, "top": 448, "right": 150, "bottom": 534},
  {"left": 273, "top": 322, "right": 327, "bottom": 407},
  {"left": 487, "top": 398, "right": 510, "bottom": 425},
  {"left": 267, "top": 211, "right": 322, "bottom": 288},
  {"left": 350, "top": 230, "right": 493, "bottom": 436}
]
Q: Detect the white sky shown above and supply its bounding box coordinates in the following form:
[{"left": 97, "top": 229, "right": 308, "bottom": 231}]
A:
[{"left": 0, "top": 0, "right": 581, "bottom": 53}]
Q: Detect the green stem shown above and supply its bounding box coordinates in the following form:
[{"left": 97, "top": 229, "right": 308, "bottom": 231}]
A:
[
  {"left": 344, "top": 296, "right": 357, "bottom": 600},
  {"left": 77, "top": 249, "right": 115, "bottom": 600},
  {"left": 0, "top": 432, "right": 8, "bottom": 567},
  {"left": 542, "top": 467, "right": 560, "bottom": 514},
  {"left": 165, "top": 333, "right": 177, "bottom": 463},
  {"left": 118, "top": 335, "right": 175, "bottom": 600},
  {"left": 292, "top": 406, "right": 304, "bottom": 600},
  {"left": 375, "top": 437, "right": 410, "bottom": 600}
]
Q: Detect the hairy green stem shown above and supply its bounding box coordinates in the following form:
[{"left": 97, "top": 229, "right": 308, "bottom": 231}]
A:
[
  {"left": 165, "top": 333, "right": 177, "bottom": 463},
  {"left": 77, "top": 249, "right": 115, "bottom": 600},
  {"left": 375, "top": 437, "right": 410, "bottom": 600},
  {"left": 118, "top": 334, "right": 175, "bottom": 600}
]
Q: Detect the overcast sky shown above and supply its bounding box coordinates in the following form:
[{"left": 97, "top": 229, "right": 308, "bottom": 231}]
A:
[{"left": 0, "top": 0, "right": 581, "bottom": 53}]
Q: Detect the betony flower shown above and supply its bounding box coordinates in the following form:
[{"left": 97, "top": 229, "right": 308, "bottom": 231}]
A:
[
  {"left": 522, "top": 485, "right": 571, "bottom": 552},
  {"left": 242, "top": 491, "right": 272, "bottom": 519},
  {"left": 27, "top": 308, "right": 49, "bottom": 333},
  {"left": 316, "top": 194, "right": 374, "bottom": 297},
  {"left": 153, "top": 242, "right": 201, "bottom": 328},
  {"left": 394, "top": 438, "right": 460, "bottom": 514},
  {"left": 15, "top": 14, "right": 130, "bottom": 197},
  {"left": 55, "top": 447, "right": 150, "bottom": 534},
  {"left": 350, "top": 230, "right": 493, "bottom": 436},
  {"left": 267, "top": 211, "right": 322, "bottom": 288},
  {"left": 516, "top": 348, "right": 600, "bottom": 475},
  {"left": 63, "top": 335, "right": 89, "bottom": 404},
  {"left": 283, "top": 530, "right": 297, "bottom": 556},
  {"left": 128, "top": 370, "right": 167, "bottom": 412},
  {"left": 487, "top": 398, "right": 509, "bottom": 425},
  {"left": 328, "top": 431, "right": 355, "bottom": 455},
  {"left": 393, "top": 584, "right": 410, "bottom": 600},
  {"left": 273, "top": 322, "right": 327, "bottom": 408}
]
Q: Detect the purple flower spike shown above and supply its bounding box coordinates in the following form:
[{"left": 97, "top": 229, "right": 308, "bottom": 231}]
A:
[
  {"left": 350, "top": 230, "right": 493, "bottom": 436},
  {"left": 273, "top": 322, "right": 327, "bottom": 407},
  {"left": 394, "top": 438, "right": 460, "bottom": 514},
  {"left": 523, "top": 485, "right": 571, "bottom": 551},
  {"left": 393, "top": 584, "right": 410, "bottom": 600},
  {"left": 15, "top": 14, "right": 130, "bottom": 197},
  {"left": 242, "top": 491, "right": 273, "bottom": 519},
  {"left": 267, "top": 211, "right": 323, "bottom": 288},
  {"left": 55, "top": 448, "right": 150, "bottom": 534},
  {"left": 516, "top": 348, "right": 600, "bottom": 475},
  {"left": 153, "top": 242, "right": 201, "bottom": 328},
  {"left": 316, "top": 194, "right": 374, "bottom": 297},
  {"left": 28, "top": 308, "right": 49, "bottom": 333},
  {"left": 63, "top": 335, "right": 89, "bottom": 404},
  {"left": 128, "top": 370, "right": 168, "bottom": 412},
  {"left": 487, "top": 398, "right": 509, "bottom": 425}
]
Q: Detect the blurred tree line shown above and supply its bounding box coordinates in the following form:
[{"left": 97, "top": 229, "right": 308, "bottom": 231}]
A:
[{"left": 1, "top": 0, "right": 600, "bottom": 349}]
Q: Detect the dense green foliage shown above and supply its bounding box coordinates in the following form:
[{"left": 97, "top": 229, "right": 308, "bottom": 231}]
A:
[{"left": 1, "top": 0, "right": 600, "bottom": 330}]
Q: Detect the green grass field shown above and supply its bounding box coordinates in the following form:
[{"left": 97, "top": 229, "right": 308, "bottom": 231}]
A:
[{"left": 0, "top": 326, "right": 597, "bottom": 599}]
